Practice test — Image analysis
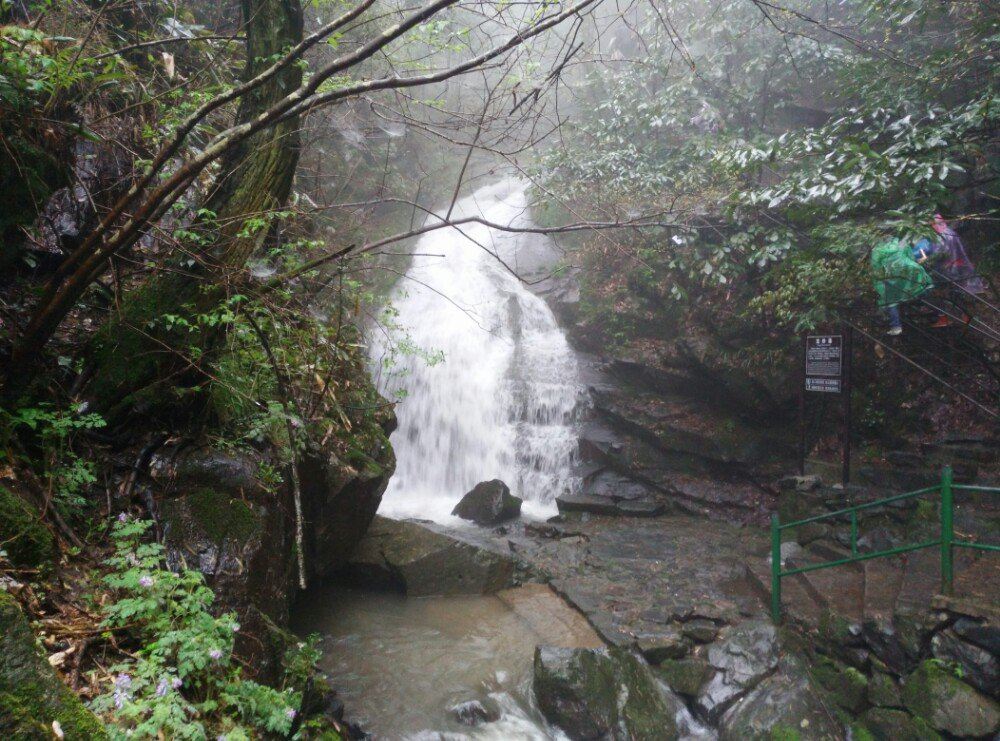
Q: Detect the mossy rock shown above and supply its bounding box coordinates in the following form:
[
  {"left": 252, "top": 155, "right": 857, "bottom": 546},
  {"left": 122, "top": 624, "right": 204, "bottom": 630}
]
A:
[
  {"left": 867, "top": 670, "right": 902, "bottom": 709},
  {"left": 163, "top": 486, "right": 260, "bottom": 546},
  {"left": 902, "top": 660, "right": 1000, "bottom": 738},
  {"left": 859, "top": 708, "right": 940, "bottom": 741},
  {"left": 533, "top": 645, "right": 682, "bottom": 739},
  {"left": 654, "top": 657, "right": 712, "bottom": 697},
  {"left": 0, "top": 591, "right": 107, "bottom": 739},
  {"left": 0, "top": 486, "right": 55, "bottom": 568},
  {"left": 811, "top": 655, "right": 868, "bottom": 714}
]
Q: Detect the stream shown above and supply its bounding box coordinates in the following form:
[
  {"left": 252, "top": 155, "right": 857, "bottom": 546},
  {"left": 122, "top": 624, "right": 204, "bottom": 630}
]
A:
[
  {"left": 302, "top": 179, "right": 598, "bottom": 738},
  {"left": 293, "top": 584, "right": 603, "bottom": 740}
]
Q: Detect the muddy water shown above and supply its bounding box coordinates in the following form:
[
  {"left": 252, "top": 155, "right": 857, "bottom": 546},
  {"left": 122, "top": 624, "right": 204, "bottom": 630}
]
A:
[{"left": 293, "top": 583, "right": 603, "bottom": 739}]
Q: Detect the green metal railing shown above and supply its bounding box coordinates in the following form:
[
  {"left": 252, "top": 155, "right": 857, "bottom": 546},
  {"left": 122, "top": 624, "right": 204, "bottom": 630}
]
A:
[{"left": 770, "top": 466, "right": 1000, "bottom": 621}]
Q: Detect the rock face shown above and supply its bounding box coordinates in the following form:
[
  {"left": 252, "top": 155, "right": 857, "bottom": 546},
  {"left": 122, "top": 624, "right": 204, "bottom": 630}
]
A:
[
  {"left": 532, "top": 645, "right": 683, "bottom": 740},
  {"left": 0, "top": 591, "right": 107, "bottom": 738},
  {"left": 901, "top": 660, "right": 1000, "bottom": 738},
  {"left": 152, "top": 401, "right": 395, "bottom": 682},
  {"left": 451, "top": 480, "right": 522, "bottom": 525},
  {"left": 718, "top": 654, "right": 841, "bottom": 741},
  {"left": 450, "top": 699, "right": 500, "bottom": 726},
  {"left": 931, "top": 628, "right": 998, "bottom": 696},
  {"left": 341, "top": 516, "right": 520, "bottom": 595},
  {"left": 695, "top": 620, "right": 779, "bottom": 721}
]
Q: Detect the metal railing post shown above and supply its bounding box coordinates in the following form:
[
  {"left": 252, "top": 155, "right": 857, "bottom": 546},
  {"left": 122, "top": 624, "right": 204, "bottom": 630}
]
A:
[
  {"left": 771, "top": 514, "right": 782, "bottom": 622},
  {"left": 850, "top": 510, "right": 858, "bottom": 556},
  {"left": 940, "top": 465, "right": 954, "bottom": 595}
]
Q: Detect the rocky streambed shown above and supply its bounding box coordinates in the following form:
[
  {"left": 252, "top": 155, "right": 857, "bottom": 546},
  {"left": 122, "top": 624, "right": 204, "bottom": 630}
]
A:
[{"left": 307, "top": 512, "right": 999, "bottom": 740}]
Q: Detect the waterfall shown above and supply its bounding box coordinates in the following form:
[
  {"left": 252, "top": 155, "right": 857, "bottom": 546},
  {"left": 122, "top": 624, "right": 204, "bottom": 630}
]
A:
[{"left": 370, "top": 178, "right": 584, "bottom": 522}]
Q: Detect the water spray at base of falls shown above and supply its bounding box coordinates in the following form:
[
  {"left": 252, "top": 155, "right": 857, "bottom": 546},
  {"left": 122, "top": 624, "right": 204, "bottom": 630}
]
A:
[{"left": 370, "top": 178, "right": 585, "bottom": 522}]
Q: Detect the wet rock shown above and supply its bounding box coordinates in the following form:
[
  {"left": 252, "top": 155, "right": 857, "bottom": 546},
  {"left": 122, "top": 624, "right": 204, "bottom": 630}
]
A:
[
  {"left": 857, "top": 527, "right": 900, "bottom": 554},
  {"left": 718, "top": 654, "right": 841, "bottom": 741},
  {"left": 951, "top": 616, "right": 999, "bottom": 655},
  {"left": 868, "top": 670, "right": 903, "bottom": 709},
  {"left": 902, "top": 660, "right": 1000, "bottom": 738},
  {"left": 0, "top": 591, "right": 107, "bottom": 738},
  {"left": 342, "top": 516, "right": 518, "bottom": 596},
  {"left": 859, "top": 708, "right": 940, "bottom": 740},
  {"left": 532, "top": 645, "right": 682, "bottom": 740},
  {"left": 160, "top": 480, "right": 291, "bottom": 682},
  {"left": 681, "top": 618, "right": 719, "bottom": 644},
  {"left": 654, "top": 658, "right": 712, "bottom": 698},
  {"left": 695, "top": 620, "right": 779, "bottom": 721},
  {"left": 861, "top": 617, "right": 924, "bottom": 675},
  {"left": 766, "top": 541, "right": 802, "bottom": 567},
  {"left": 810, "top": 655, "right": 868, "bottom": 714},
  {"left": 635, "top": 629, "right": 689, "bottom": 663},
  {"left": 450, "top": 699, "right": 500, "bottom": 726},
  {"left": 556, "top": 494, "right": 620, "bottom": 516},
  {"left": 151, "top": 446, "right": 264, "bottom": 496},
  {"left": 931, "top": 629, "right": 998, "bottom": 696},
  {"left": 451, "top": 480, "right": 522, "bottom": 525},
  {"left": 581, "top": 470, "right": 652, "bottom": 501},
  {"left": 616, "top": 500, "right": 666, "bottom": 517},
  {"left": 777, "top": 475, "right": 821, "bottom": 492},
  {"left": 301, "top": 436, "right": 396, "bottom": 579}
]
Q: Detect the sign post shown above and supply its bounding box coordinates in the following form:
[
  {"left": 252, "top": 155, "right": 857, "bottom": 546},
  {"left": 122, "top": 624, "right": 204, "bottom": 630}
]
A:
[{"left": 802, "top": 331, "right": 853, "bottom": 486}]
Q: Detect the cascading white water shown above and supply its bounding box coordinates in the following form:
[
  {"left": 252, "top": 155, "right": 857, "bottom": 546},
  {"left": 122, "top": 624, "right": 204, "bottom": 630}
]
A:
[{"left": 370, "top": 178, "right": 584, "bottom": 522}]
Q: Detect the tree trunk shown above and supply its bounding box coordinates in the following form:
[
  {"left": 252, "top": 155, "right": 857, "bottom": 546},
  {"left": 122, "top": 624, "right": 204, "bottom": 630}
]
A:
[{"left": 84, "top": 0, "right": 303, "bottom": 418}]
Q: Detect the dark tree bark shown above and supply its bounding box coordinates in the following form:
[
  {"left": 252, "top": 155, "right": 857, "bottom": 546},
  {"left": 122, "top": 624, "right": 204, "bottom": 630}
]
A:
[{"left": 83, "top": 0, "right": 304, "bottom": 418}]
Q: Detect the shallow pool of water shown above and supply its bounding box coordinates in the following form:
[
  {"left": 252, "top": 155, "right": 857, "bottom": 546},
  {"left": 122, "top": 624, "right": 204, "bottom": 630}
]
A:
[{"left": 292, "top": 583, "right": 604, "bottom": 739}]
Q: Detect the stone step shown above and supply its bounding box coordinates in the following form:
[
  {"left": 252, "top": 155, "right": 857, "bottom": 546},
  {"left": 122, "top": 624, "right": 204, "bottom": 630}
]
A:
[
  {"left": 953, "top": 549, "right": 1000, "bottom": 606},
  {"left": 743, "top": 557, "right": 825, "bottom": 627},
  {"left": 786, "top": 552, "right": 865, "bottom": 623},
  {"left": 863, "top": 558, "right": 905, "bottom": 622},
  {"left": 895, "top": 547, "right": 942, "bottom": 614}
]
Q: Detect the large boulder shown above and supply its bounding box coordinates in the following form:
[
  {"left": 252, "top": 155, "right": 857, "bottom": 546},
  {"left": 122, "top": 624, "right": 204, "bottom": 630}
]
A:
[
  {"left": 451, "top": 480, "right": 522, "bottom": 525},
  {"left": 341, "top": 516, "right": 519, "bottom": 596},
  {"left": 859, "top": 708, "right": 940, "bottom": 741},
  {"left": 931, "top": 628, "right": 998, "bottom": 696},
  {"left": 695, "top": 619, "right": 779, "bottom": 721},
  {"left": 153, "top": 429, "right": 395, "bottom": 681},
  {"left": 902, "top": 660, "right": 1000, "bottom": 738},
  {"left": 0, "top": 591, "right": 107, "bottom": 739},
  {"left": 532, "top": 645, "right": 683, "bottom": 740},
  {"left": 718, "top": 654, "right": 841, "bottom": 741}
]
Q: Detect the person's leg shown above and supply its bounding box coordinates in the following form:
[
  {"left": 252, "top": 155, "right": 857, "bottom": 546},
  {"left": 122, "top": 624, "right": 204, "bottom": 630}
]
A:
[{"left": 885, "top": 304, "right": 902, "bottom": 335}]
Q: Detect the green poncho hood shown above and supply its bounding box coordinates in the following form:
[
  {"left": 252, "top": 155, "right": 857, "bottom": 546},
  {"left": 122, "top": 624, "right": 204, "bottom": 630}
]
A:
[{"left": 871, "top": 238, "right": 933, "bottom": 308}]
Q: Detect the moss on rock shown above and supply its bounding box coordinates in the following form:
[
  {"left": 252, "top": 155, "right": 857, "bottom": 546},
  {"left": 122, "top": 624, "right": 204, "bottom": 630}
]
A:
[
  {"left": 654, "top": 657, "right": 711, "bottom": 697},
  {"left": 902, "top": 659, "right": 999, "bottom": 738},
  {"left": 0, "top": 591, "right": 106, "bottom": 739},
  {"left": 811, "top": 655, "right": 868, "bottom": 714},
  {"left": 186, "top": 486, "right": 258, "bottom": 543},
  {"left": 0, "top": 486, "right": 55, "bottom": 568},
  {"left": 859, "top": 708, "right": 940, "bottom": 741}
]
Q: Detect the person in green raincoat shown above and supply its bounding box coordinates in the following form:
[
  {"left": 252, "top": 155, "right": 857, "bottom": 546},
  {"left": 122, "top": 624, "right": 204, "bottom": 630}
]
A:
[{"left": 871, "top": 237, "right": 933, "bottom": 335}]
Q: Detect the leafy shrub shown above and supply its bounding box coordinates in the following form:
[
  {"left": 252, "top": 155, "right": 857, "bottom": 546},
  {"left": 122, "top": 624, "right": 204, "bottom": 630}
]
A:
[{"left": 90, "top": 518, "right": 301, "bottom": 739}]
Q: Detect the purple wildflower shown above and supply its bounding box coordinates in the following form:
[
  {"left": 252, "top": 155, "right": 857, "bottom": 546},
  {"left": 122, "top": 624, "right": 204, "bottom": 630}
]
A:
[
  {"left": 231, "top": 622, "right": 240, "bottom": 633},
  {"left": 285, "top": 708, "right": 297, "bottom": 721},
  {"left": 171, "top": 677, "right": 182, "bottom": 689},
  {"left": 117, "top": 512, "right": 128, "bottom": 523},
  {"left": 209, "top": 648, "right": 223, "bottom": 661},
  {"left": 138, "top": 575, "right": 154, "bottom": 588},
  {"left": 112, "top": 673, "right": 132, "bottom": 709},
  {"left": 156, "top": 677, "right": 170, "bottom": 697}
]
